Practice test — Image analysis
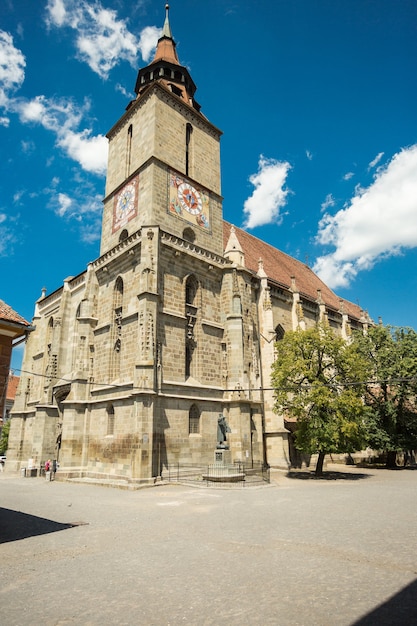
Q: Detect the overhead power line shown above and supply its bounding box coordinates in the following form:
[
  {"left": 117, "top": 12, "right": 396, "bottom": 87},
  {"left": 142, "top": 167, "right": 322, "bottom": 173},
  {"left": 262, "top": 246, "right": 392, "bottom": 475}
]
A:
[{"left": 10, "top": 368, "right": 417, "bottom": 394}]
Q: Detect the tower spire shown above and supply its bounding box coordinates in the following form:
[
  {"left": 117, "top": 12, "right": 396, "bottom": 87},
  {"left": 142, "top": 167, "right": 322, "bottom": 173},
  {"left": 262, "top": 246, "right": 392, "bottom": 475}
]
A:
[
  {"left": 134, "top": 4, "right": 201, "bottom": 112},
  {"left": 151, "top": 3, "right": 179, "bottom": 65},
  {"left": 162, "top": 3, "right": 172, "bottom": 39}
]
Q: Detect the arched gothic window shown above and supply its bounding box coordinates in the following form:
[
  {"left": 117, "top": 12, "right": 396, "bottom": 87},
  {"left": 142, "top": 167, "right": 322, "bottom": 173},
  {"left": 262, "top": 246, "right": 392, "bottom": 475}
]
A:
[
  {"left": 189, "top": 404, "right": 200, "bottom": 434},
  {"left": 126, "top": 124, "right": 132, "bottom": 177},
  {"left": 185, "top": 275, "right": 198, "bottom": 378},
  {"left": 275, "top": 324, "right": 285, "bottom": 341},
  {"left": 185, "top": 123, "right": 193, "bottom": 176},
  {"left": 183, "top": 227, "right": 196, "bottom": 243},
  {"left": 119, "top": 229, "right": 128, "bottom": 242},
  {"left": 185, "top": 275, "right": 198, "bottom": 306},
  {"left": 111, "top": 277, "right": 124, "bottom": 379},
  {"left": 107, "top": 404, "right": 115, "bottom": 436}
]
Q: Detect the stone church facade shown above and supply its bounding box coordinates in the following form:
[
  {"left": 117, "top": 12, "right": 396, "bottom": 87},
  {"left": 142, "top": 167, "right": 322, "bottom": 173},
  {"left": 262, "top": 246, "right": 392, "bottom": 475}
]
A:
[{"left": 8, "top": 8, "right": 371, "bottom": 484}]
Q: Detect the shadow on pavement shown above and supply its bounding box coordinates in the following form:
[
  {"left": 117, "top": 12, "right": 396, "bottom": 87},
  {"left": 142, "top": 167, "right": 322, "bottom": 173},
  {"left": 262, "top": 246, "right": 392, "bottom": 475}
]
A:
[
  {"left": 286, "top": 470, "right": 372, "bottom": 481},
  {"left": 0, "top": 508, "right": 86, "bottom": 544},
  {"left": 351, "top": 578, "right": 417, "bottom": 625}
]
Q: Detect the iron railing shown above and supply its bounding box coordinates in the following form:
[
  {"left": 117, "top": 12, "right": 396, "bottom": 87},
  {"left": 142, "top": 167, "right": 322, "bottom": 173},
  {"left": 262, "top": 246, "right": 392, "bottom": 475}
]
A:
[{"left": 162, "top": 460, "right": 270, "bottom": 488}]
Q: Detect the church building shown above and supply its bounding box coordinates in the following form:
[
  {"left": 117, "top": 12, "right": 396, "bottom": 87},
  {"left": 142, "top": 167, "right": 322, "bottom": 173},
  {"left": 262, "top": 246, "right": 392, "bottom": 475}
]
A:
[{"left": 8, "top": 6, "right": 371, "bottom": 484}]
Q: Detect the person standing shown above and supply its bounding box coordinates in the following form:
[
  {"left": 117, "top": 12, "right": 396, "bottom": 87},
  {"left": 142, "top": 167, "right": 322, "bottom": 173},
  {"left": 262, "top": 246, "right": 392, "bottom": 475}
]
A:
[{"left": 45, "top": 459, "right": 51, "bottom": 481}]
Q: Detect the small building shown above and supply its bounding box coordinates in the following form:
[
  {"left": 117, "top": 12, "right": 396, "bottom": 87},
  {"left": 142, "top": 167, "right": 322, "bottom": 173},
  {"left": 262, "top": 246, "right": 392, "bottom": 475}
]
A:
[
  {"left": 4, "top": 374, "right": 20, "bottom": 425},
  {"left": 0, "top": 300, "right": 31, "bottom": 426}
]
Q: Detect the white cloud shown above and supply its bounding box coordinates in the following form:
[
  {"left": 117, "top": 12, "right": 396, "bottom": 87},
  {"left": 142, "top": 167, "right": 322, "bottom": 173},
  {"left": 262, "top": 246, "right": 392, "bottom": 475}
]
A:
[
  {"left": 21, "top": 140, "right": 36, "bottom": 154},
  {"left": 321, "top": 193, "right": 335, "bottom": 213},
  {"left": 115, "top": 83, "right": 130, "bottom": 97},
  {"left": 243, "top": 156, "right": 291, "bottom": 229},
  {"left": 16, "top": 94, "right": 108, "bottom": 174},
  {"left": 13, "top": 190, "right": 24, "bottom": 203},
  {"left": 138, "top": 26, "right": 162, "bottom": 63},
  {"left": 313, "top": 144, "right": 417, "bottom": 289},
  {"left": 56, "top": 192, "right": 72, "bottom": 217},
  {"left": 368, "top": 151, "right": 384, "bottom": 170},
  {"left": 306, "top": 150, "right": 313, "bottom": 161},
  {"left": 0, "top": 214, "right": 18, "bottom": 256},
  {"left": 45, "top": 0, "right": 160, "bottom": 78},
  {"left": 50, "top": 188, "right": 103, "bottom": 242},
  {"left": 18, "top": 94, "right": 82, "bottom": 129},
  {"left": 46, "top": 0, "right": 67, "bottom": 27},
  {"left": 343, "top": 171, "right": 354, "bottom": 181},
  {"left": 0, "top": 30, "right": 26, "bottom": 109},
  {"left": 57, "top": 129, "right": 108, "bottom": 174}
]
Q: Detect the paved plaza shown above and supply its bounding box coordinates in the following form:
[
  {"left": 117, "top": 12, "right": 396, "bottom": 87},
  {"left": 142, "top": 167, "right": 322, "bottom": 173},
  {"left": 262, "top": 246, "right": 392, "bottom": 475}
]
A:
[{"left": 1, "top": 466, "right": 417, "bottom": 625}]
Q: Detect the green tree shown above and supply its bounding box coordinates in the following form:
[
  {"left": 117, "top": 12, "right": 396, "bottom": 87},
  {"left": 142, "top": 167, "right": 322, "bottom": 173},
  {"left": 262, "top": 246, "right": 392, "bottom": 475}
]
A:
[
  {"left": 271, "top": 323, "right": 370, "bottom": 476},
  {"left": 0, "top": 420, "right": 10, "bottom": 455},
  {"left": 353, "top": 325, "right": 417, "bottom": 467}
]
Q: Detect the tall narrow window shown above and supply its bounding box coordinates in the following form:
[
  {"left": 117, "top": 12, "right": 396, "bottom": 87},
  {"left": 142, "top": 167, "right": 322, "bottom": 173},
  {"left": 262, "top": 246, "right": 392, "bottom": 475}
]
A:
[
  {"left": 111, "top": 277, "right": 124, "bottom": 380},
  {"left": 189, "top": 404, "right": 200, "bottom": 434},
  {"left": 42, "top": 317, "right": 55, "bottom": 402},
  {"left": 185, "top": 275, "right": 198, "bottom": 378},
  {"left": 107, "top": 404, "right": 115, "bottom": 436},
  {"left": 185, "top": 123, "right": 193, "bottom": 176},
  {"left": 126, "top": 124, "right": 133, "bottom": 178}
]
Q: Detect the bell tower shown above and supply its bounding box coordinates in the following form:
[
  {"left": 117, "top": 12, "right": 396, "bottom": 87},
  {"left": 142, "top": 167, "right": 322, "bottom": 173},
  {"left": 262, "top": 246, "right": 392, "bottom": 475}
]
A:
[{"left": 100, "top": 4, "right": 223, "bottom": 257}]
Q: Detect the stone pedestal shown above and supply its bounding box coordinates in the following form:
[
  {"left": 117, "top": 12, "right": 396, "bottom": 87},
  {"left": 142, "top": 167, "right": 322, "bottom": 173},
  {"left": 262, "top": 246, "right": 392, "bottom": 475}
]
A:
[{"left": 214, "top": 448, "right": 231, "bottom": 465}]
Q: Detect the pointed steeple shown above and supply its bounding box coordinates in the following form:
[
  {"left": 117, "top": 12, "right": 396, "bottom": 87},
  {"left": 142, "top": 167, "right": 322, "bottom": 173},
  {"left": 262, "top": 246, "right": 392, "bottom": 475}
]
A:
[
  {"left": 134, "top": 4, "right": 201, "bottom": 112},
  {"left": 151, "top": 4, "right": 179, "bottom": 66},
  {"left": 162, "top": 3, "right": 173, "bottom": 39},
  {"left": 224, "top": 226, "right": 245, "bottom": 266}
]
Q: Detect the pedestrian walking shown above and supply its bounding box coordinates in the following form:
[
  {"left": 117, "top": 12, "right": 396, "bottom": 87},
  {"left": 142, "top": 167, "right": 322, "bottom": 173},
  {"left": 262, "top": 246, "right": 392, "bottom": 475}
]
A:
[{"left": 45, "top": 459, "right": 51, "bottom": 481}]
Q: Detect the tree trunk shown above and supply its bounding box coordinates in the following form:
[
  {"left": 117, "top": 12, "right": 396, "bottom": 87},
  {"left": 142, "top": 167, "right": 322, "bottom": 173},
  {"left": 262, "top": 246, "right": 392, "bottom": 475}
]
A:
[
  {"left": 315, "top": 451, "right": 326, "bottom": 476},
  {"left": 386, "top": 450, "right": 397, "bottom": 468}
]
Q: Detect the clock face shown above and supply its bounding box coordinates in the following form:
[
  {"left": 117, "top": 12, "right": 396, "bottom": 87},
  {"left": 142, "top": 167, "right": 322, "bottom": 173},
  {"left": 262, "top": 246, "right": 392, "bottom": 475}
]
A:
[
  {"left": 113, "top": 178, "right": 138, "bottom": 232},
  {"left": 177, "top": 183, "right": 202, "bottom": 215},
  {"left": 168, "top": 172, "right": 210, "bottom": 231},
  {"left": 117, "top": 185, "right": 135, "bottom": 214}
]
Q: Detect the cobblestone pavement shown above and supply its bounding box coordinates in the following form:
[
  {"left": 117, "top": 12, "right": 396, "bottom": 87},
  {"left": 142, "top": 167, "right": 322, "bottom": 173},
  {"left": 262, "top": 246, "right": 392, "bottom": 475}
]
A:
[{"left": 1, "top": 466, "right": 417, "bottom": 626}]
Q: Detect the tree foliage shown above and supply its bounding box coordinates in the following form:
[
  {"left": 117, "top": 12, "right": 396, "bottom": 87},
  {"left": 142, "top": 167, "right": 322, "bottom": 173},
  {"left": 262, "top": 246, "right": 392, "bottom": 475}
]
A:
[
  {"left": 0, "top": 420, "right": 10, "bottom": 455},
  {"left": 271, "top": 323, "right": 370, "bottom": 475},
  {"left": 353, "top": 325, "right": 417, "bottom": 465}
]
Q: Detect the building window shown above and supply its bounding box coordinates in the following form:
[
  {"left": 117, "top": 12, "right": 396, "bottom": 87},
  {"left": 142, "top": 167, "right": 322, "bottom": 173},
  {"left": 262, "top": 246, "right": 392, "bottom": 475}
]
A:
[
  {"left": 111, "top": 277, "right": 124, "bottom": 379},
  {"left": 169, "top": 83, "right": 182, "bottom": 97},
  {"left": 185, "top": 275, "right": 198, "bottom": 378},
  {"left": 107, "top": 404, "right": 115, "bottom": 436},
  {"left": 183, "top": 227, "right": 196, "bottom": 243},
  {"left": 275, "top": 324, "right": 285, "bottom": 341},
  {"left": 126, "top": 124, "right": 132, "bottom": 178},
  {"left": 185, "top": 275, "right": 198, "bottom": 306},
  {"left": 185, "top": 123, "right": 193, "bottom": 176},
  {"left": 189, "top": 404, "right": 200, "bottom": 434},
  {"left": 119, "top": 229, "right": 128, "bottom": 242}
]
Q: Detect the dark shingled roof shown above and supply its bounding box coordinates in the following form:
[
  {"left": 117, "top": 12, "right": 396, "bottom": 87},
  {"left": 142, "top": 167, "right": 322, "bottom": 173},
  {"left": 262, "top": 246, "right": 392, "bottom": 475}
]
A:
[{"left": 223, "top": 222, "right": 364, "bottom": 321}]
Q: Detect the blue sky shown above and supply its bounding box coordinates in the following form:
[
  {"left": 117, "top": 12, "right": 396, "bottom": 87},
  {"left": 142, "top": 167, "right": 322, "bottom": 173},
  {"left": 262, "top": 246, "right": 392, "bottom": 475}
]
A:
[{"left": 2, "top": 0, "right": 417, "bottom": 371}]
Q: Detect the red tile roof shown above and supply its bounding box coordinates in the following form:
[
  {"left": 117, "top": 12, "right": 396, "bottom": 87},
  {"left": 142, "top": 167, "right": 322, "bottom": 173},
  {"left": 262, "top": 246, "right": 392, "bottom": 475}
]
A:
[
  {"left": 6, "top": 375, "right": 19, "bottom": 401},
  {"left": 0, "top": 300, "right": 30, "bottom": 327},
  {"left": 223, "top": 222, "right": 364, "bottom": 321}
]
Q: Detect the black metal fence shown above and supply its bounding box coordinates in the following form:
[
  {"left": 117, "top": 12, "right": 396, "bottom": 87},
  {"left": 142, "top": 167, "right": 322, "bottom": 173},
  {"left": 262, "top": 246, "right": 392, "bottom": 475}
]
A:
[{"left": 162, "top": 460, "right": 270, "bottom": 488}]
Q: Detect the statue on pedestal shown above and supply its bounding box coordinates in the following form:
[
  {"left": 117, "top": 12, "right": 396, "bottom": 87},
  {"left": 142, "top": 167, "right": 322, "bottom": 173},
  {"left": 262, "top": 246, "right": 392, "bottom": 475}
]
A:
[{"left": 217, "top": 414, "right": 231, "bottom": 449}]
